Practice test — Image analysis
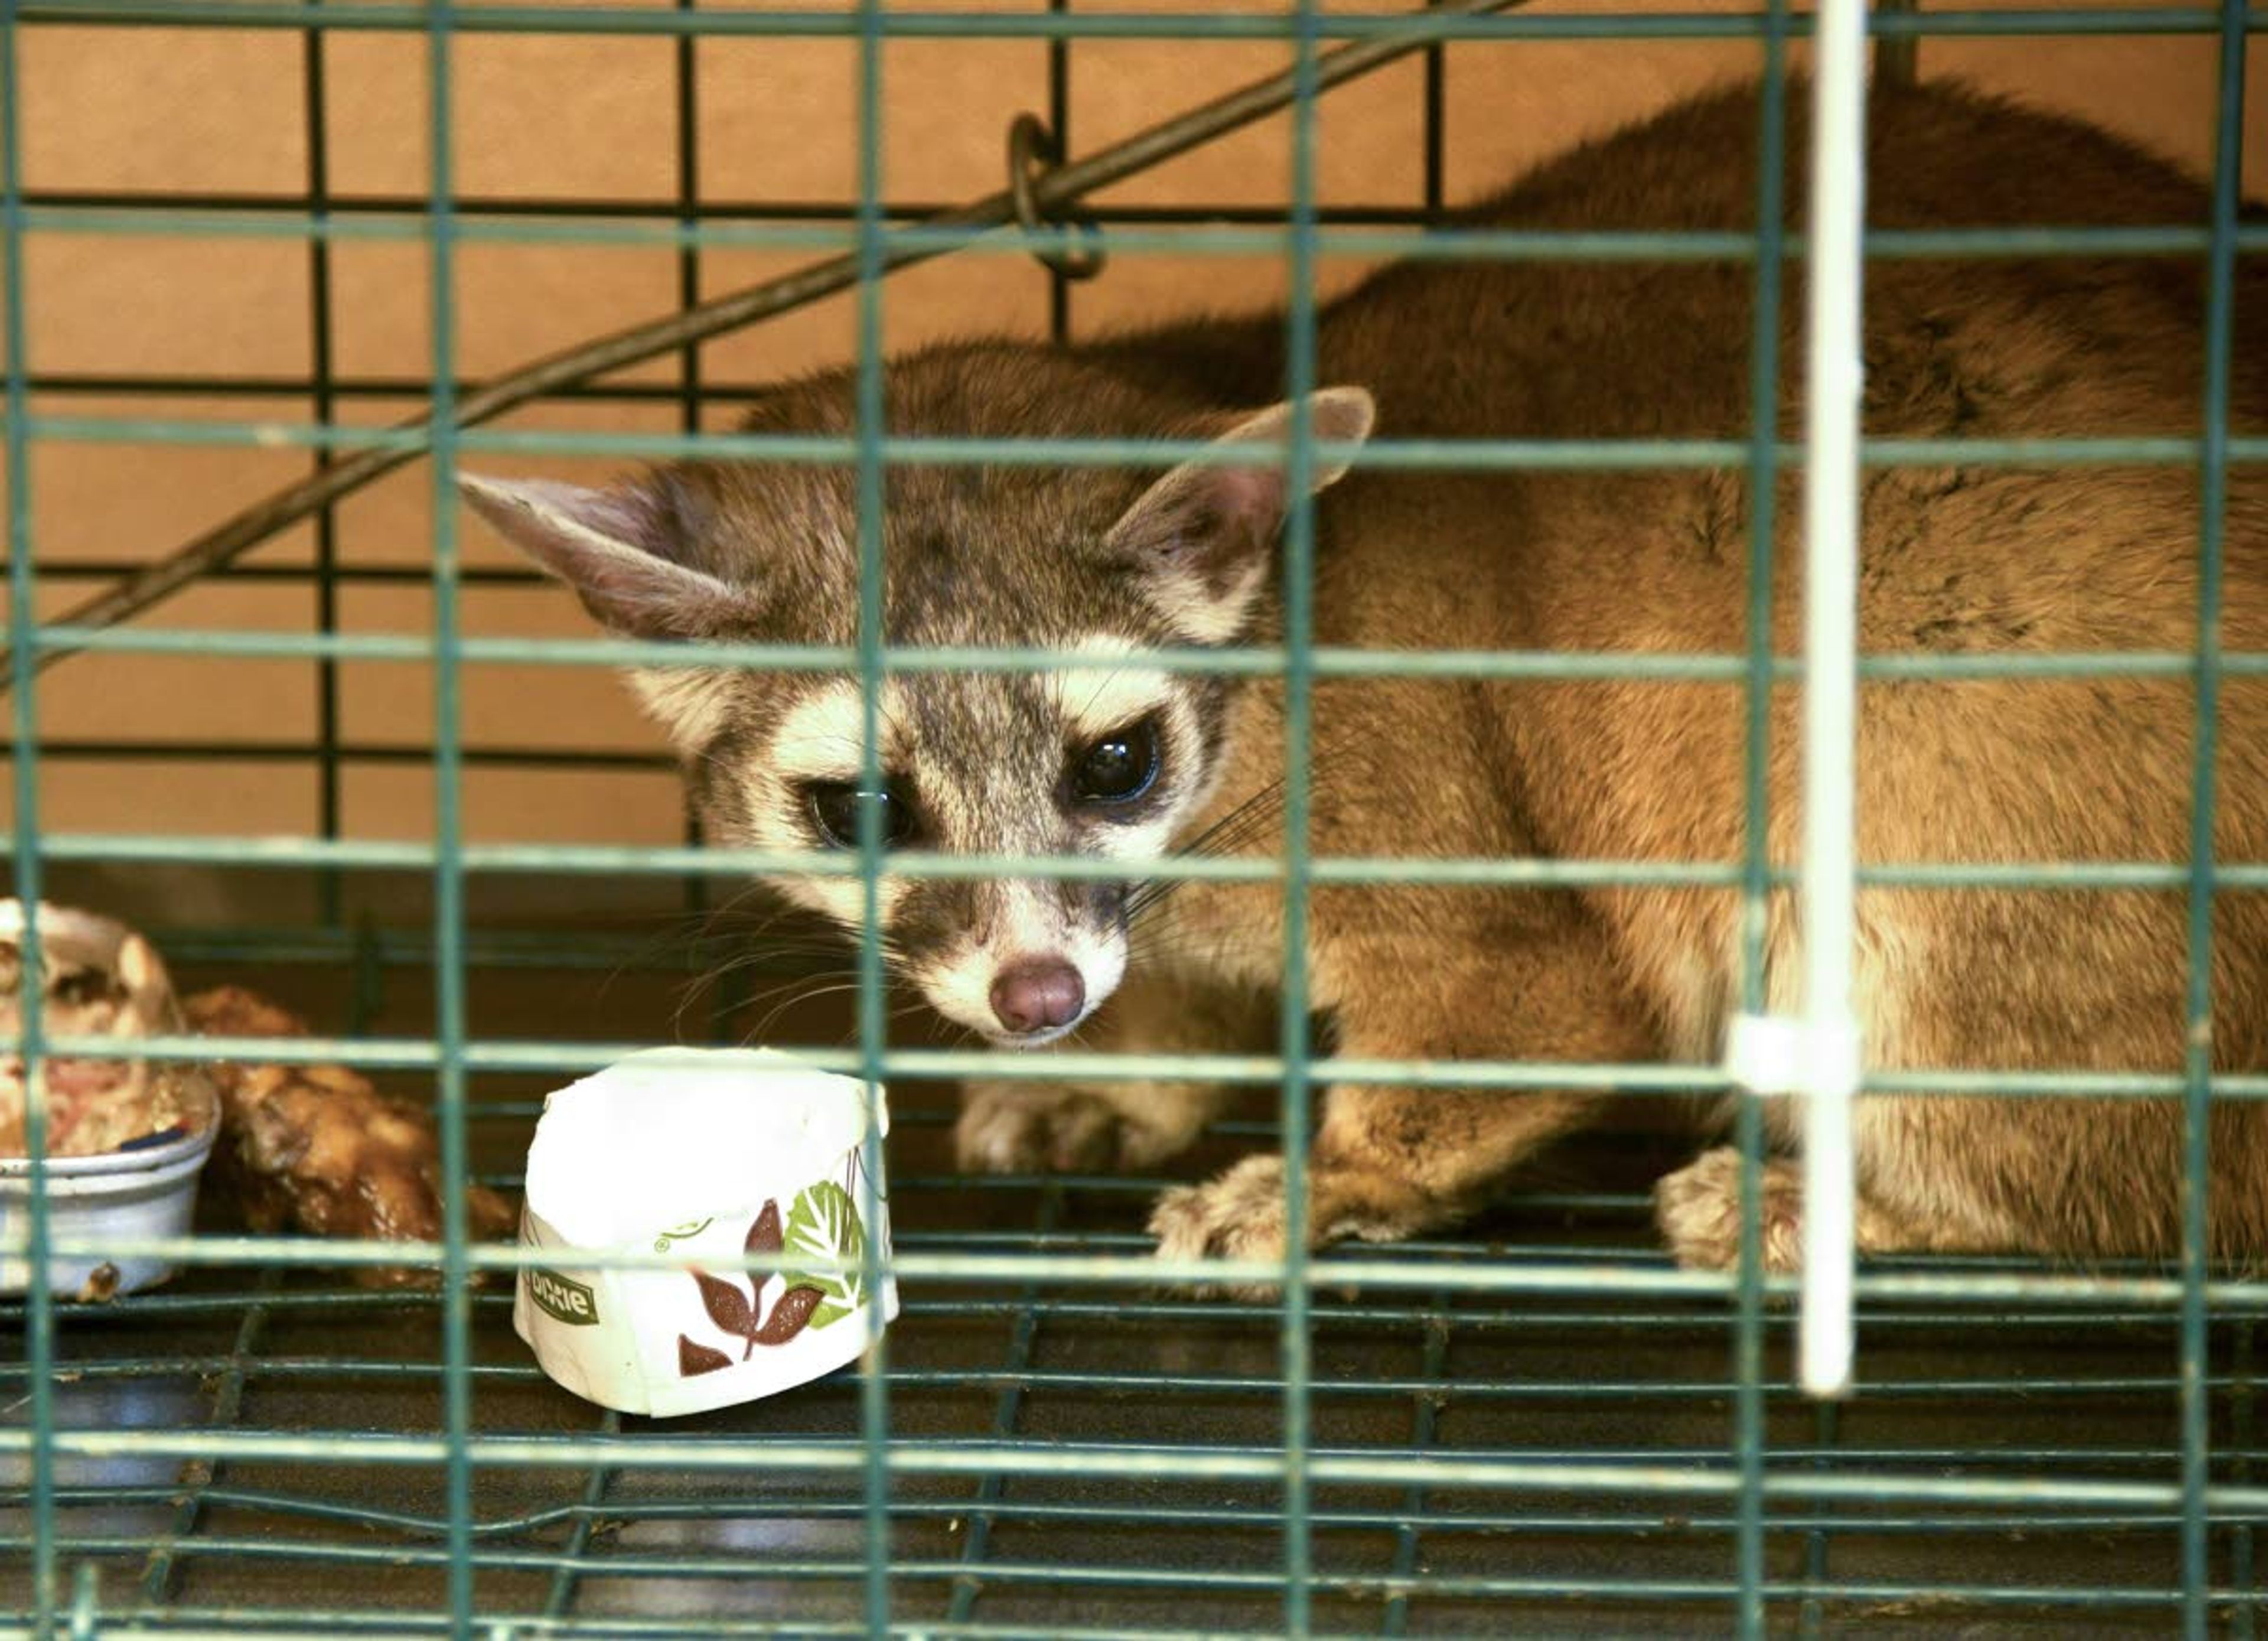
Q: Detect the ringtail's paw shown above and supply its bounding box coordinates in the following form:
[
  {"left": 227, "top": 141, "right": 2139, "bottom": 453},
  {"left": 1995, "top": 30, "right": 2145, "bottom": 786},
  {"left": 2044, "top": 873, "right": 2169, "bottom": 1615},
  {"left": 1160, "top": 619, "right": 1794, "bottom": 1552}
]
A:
[
  {"left": 1150, "top": 1154, "right": 1295, "bottom": 1297},
  {"left": 956, "top": 1083, "right": 1125, "bottom": 1174},
  {"left": 955, "top": 1082, "right": 1207, "bottom": 1175},
  {"left": 1149, "top": 1152, "right": 1436, "bottom": 1298},
  {"left": 1656, "top": 1145, "right": 1938, "bottom": 1273},
  {"left": 1653, "top": 1147, "right": 1807, "bottom": 1273}
]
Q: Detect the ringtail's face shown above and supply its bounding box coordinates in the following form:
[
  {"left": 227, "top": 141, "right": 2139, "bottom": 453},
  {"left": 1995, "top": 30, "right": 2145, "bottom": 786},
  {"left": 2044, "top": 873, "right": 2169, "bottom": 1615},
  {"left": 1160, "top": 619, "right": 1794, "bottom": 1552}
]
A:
[{"left": 464, "top": 352, "right": 1371, "bottom": 1046}]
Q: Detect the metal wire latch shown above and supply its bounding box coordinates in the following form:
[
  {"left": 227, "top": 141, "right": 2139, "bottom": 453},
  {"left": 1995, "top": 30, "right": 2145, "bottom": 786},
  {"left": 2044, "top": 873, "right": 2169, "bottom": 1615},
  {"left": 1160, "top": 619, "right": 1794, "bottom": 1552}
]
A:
[{"left": 1007, "top": 113, "right": 1107, "bottom": 281}]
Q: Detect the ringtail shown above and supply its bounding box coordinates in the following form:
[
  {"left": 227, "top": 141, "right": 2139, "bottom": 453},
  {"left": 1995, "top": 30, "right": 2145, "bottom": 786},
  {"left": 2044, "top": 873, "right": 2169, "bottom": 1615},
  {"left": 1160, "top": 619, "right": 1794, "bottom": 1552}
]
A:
[{"left": 465, "top": 78, "right": 2268, "bottom": 1279}]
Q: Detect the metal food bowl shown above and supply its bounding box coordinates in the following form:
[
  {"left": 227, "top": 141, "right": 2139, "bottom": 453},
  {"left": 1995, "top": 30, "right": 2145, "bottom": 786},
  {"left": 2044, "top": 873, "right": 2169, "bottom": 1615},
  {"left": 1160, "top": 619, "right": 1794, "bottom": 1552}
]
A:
[{"left": 0, "top": 901, "right": 220, "bottom": 1298}]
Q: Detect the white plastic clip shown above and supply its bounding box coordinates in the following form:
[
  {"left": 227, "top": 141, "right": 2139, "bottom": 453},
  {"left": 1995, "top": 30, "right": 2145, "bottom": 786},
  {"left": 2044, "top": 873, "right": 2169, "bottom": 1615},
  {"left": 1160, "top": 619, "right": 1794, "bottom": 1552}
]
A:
[
  {"left": 1726, "top": 1012, "right": 1862, "bottom": 1104},
  {"left": 1725, "top": 1010, "right": 1863, "bottom": 1399},
  {"left": 1725, "top": 1014, "right": 1809, "bottom": 1098}
]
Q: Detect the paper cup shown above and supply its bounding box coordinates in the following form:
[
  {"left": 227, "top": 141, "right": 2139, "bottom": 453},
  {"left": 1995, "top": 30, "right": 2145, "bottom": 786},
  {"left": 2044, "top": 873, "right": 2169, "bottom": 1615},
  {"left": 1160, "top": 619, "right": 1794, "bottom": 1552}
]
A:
[{"left": 513, "top": 1047, "right": 898, "bottom": 1418}]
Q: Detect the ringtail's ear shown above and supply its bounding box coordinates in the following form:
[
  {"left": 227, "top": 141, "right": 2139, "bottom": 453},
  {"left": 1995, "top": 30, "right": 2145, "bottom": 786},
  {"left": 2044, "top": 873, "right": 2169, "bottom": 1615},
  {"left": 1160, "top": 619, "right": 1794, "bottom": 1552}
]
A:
[
  {"left": 460, "top": 472, "right": 758, "bottom": 748},
  {"left": 459, "top": 472, "right": 757, "bottom": 640},
  {"left": 1103, "top": 386, "right": 1375, "bottom": 643}
]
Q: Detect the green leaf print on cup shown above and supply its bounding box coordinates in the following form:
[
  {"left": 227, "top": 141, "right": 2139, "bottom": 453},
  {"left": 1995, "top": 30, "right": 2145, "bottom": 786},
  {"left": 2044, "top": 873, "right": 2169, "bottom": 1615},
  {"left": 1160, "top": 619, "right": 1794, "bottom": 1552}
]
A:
[{"left": 783, "top": 1179, "right": 868, "bottom": 1331}]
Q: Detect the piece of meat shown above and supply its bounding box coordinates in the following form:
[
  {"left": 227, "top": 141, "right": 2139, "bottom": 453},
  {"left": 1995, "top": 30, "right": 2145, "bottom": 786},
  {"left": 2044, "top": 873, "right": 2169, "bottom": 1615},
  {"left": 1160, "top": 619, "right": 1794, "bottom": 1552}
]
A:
[
  {"left": 183, "top": 986, "right": 518, "bottom": 1290},
  {"left": 0, "top": 932, "right": 216, "bottom": 1160}
]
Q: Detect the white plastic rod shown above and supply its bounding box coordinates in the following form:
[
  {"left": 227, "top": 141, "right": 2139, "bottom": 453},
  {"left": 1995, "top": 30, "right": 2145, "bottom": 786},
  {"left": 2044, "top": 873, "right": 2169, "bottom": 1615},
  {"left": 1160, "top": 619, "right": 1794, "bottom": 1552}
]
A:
[{"left": 1798, "top": 0, "right": 1871, "bottom": 1399}]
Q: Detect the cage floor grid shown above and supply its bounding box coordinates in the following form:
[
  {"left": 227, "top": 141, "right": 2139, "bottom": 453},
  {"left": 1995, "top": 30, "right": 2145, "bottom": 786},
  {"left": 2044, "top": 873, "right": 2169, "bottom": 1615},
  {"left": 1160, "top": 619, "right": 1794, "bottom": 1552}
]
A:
[{"left": 3, "top": 906, "right": 2264, "bottom": 1637}]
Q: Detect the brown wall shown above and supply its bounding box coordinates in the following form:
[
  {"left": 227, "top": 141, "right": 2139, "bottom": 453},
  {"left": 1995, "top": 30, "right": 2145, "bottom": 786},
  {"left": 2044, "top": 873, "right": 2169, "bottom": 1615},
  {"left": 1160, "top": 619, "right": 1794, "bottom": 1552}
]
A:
[{"left": 8, "top": 1, "right": 2264, "bottom": 852}]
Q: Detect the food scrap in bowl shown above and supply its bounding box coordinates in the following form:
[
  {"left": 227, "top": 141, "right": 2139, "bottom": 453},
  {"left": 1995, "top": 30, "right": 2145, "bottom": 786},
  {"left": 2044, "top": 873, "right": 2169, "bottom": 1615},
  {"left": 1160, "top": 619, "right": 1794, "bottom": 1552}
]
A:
[{"left": 0, "top": 903, "right": 217, "bottom": 1160}]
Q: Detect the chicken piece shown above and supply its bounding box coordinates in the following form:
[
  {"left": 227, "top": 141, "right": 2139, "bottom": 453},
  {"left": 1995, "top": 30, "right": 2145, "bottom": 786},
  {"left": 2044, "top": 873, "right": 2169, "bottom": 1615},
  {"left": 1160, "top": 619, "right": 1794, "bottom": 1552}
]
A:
[{"left": 183, "top": 985, "right": 517, "bottom": 1289}]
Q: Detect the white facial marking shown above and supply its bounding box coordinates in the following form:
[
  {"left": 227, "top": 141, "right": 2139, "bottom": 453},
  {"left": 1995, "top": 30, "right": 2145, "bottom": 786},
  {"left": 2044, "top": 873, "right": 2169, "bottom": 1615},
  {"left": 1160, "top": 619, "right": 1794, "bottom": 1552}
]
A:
[
  {"left": 743, "top": 678, "right": 913, "bottom": 929},
  {"left": 627, "top": 666, "right": 739, "bottom": 748},
  {"left": 1045, "top": 637, "right": 1175, "bottom": 743},
  {"left": 1145, "top": 562, "right": 1266, "bottom": 646},
  {"left": 771, "top": 679, "right": 904, "bottom": 784},
  {"left": 914, "top": 880, "right": 1128, "bottom": 1046}
]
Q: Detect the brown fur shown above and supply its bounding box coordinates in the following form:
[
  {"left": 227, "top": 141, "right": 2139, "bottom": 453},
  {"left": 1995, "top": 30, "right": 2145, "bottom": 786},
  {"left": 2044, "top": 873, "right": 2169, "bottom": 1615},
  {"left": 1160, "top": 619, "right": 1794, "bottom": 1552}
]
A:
[
  {"left": 1137, "top": 77, "right": 2268, "bottom": 1275},
  {"left": 471, "top": 77, "right": 2268, "bottom": 1279}
]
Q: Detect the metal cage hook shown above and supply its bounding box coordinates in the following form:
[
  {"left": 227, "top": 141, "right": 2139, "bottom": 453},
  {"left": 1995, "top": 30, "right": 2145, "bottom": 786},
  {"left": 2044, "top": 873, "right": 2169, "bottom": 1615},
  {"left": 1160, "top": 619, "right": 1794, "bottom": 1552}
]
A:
[{"left": 1007, "top": 113, "right": 1108, "bottom": 282}]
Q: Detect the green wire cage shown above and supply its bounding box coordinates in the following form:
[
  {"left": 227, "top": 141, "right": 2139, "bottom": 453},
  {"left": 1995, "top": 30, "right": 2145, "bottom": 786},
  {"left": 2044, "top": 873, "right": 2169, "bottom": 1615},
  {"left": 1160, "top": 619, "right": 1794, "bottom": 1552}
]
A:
[{"left": 3, "top": 0, "right": 2266, "bottom": 1635}]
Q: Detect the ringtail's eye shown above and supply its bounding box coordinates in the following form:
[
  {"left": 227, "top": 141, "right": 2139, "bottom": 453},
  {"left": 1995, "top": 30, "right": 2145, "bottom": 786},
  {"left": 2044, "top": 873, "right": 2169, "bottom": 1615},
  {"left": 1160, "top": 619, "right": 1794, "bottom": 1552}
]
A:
[
  {"left": 1069, "top": 717, "right": 1163, "bottom": 806},
  {"left": 806, "top": 781, "right": 919, "bottom": 849}
]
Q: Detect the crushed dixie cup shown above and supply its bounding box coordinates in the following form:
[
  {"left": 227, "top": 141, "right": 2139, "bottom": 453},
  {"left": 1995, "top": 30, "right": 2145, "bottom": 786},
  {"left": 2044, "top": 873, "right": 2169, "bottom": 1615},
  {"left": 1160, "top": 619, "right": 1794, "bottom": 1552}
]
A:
[{"left": 513, "top": 1047, "right": 897, "bottom": 1418}]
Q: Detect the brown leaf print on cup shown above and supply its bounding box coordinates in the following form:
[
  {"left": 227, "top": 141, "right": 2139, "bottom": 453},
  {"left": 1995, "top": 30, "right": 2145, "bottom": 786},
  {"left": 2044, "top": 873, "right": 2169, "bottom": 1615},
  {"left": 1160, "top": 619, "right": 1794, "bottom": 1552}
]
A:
[
  {"left": 690, "top": 1268, "right": 753, "bottom": 1343},
  {"left": 750, "top": 1285, "right": 825, "bottom": 1345},
  {"left": 678, "top": 1334, "right": 732, "bottom": 1376},
  {"left": 676, "top": 1199, "right": 825, "bottom": 1375},
  {"left": 747, "top": 1199, "right": 783, "bottom": 1256}
]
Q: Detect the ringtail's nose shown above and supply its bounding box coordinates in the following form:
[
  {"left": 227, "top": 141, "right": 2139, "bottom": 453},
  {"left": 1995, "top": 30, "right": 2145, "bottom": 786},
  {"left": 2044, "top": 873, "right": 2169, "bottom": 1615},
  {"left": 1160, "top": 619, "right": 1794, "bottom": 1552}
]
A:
[{"left": 989, "top": 958, "right": 1085, "bottom": 1034}]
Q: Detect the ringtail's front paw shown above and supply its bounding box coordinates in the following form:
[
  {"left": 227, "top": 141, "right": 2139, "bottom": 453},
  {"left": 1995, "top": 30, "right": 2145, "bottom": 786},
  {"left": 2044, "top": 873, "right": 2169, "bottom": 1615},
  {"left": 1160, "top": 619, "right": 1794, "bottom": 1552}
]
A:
[
  {"left": 1653, "top": 1147, "right": 1806, "bottom": 1273},
  {"left": 1655, "top": 1145, "right": 1935, "bottom": 1273},
  {"left": 955, "top": 1080, "right": 1208, "bottom": 1175},
  {"left": 1149, "top": 1152, "right": 1435, "bottom": 1298},
  {"left": 956, "top": 1083, "right": 1125, "bottom": 1174},
  {"left": 1150, "top": 1154, "right": 1294, "bottom": 1294}
]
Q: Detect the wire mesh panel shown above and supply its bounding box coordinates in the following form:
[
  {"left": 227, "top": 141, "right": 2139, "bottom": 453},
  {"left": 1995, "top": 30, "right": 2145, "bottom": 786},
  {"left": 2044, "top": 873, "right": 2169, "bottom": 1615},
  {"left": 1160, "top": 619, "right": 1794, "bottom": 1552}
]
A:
[{"left": 2, "top": 1, "right": 2267, "bottom": 1637}]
